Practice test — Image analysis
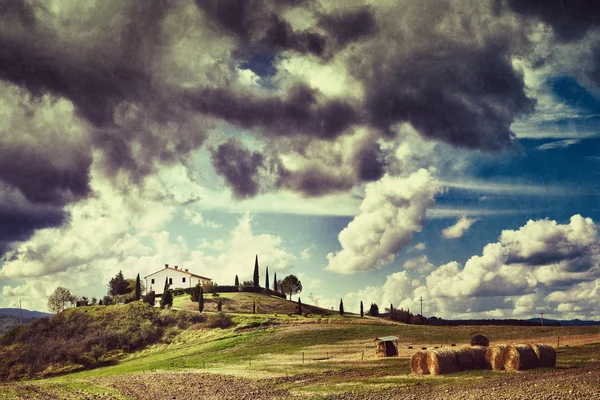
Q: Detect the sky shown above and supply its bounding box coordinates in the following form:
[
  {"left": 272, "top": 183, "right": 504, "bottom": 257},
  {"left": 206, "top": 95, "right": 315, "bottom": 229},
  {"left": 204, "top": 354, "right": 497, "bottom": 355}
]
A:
[{"left": 1, "top": 0, "right": 599, "bottom": 320}]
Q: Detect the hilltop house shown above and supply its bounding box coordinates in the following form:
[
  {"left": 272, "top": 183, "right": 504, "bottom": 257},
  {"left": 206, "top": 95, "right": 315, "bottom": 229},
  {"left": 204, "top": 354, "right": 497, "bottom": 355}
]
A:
[{"left": 144, "top": 264, "right": 212, "bottom": 295}]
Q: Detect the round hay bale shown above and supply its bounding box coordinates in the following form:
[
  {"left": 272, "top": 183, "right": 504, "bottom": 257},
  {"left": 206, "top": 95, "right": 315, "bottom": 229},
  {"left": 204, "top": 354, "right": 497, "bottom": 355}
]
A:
[
  {"left": 485, "top": 345, "right": 506, "bottom": 371},
  {"left": 470, "top": 334, "right": 489, "bottom": 347},
  {"left": 503, "top": 344, "right": 539, "bottom": 371},
  {"left": 411, "top": 351, "right": 429, "bottom": 375},
  {"left": 427, "top": 348, "right": 460, "bottom": 375},
  {"left": 532, "top": 344, "right": 556, "bottom": 368},
  {"left": 454, "top": 347, "right": 475, "bottom": 371},
  {"left": 471, "top": 346, "right": 488, "bottom": 370}
]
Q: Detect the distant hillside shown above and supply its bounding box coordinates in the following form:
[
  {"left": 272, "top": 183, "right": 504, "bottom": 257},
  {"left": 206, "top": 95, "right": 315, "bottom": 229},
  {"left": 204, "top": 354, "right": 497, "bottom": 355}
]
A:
[
  {"left": 0, "top": 309, "right": 51, "bottom": 335},
  {"left": 0, "top": 308, "right": 52, "bottom": 319},
  {"left": 526, "top": 318, "right": 600, "bottom": 327}
]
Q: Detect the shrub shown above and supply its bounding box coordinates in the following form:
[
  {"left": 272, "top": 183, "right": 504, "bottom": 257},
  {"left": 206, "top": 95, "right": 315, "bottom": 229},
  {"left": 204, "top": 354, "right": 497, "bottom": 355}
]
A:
[
  {"left": 143, "top": 291, "right": 156, "bottom": 306},
  {"left": 207, "top": 313, "right": 234, "bottom": 329}
]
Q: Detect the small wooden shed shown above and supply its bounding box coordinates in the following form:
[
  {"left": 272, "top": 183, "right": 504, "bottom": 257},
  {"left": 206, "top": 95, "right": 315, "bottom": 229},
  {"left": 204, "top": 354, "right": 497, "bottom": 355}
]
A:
[{"left": 375, "top": 336, "right": 399, "bottom": 357}]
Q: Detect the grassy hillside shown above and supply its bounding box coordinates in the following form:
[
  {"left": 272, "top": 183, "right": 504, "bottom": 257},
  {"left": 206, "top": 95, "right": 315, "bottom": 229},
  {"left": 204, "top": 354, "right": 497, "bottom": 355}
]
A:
[
  {"left": 174, "top": 291, "right": 336, "bottom": 315},
  {"left": 0, "top": 302, "right": 231, "bottom": 381},
  {"left": 2, "top": 292, "right": 600, "bottom": 398}
]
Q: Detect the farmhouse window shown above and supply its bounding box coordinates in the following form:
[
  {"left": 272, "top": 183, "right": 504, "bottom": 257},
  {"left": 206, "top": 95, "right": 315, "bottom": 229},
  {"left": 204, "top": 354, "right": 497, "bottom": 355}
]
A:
[
  {"left": 182, "top": 277, "right": 186, "bottom": 283},
  {"left": 151, "top": 279, "right": 155, "bottom": 284},
  {"left": 169, "top": 278, "right": 173, "bottom": 285}
]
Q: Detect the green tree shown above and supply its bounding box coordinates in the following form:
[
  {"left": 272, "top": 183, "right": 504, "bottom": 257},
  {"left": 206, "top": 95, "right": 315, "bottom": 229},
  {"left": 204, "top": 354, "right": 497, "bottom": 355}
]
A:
[
  {"left": 265, "top": 266, "right": 269, "bottom": 291},
  {"left": 281, "top": 275, "right": 302, "bottom": 300},
  {"left": 234, "top": 275, "right": 239, "bottom": 286},
  {"left": 199, "top": 287, "right": 204, "bottom": 312},
  {"left": 160, "top": 277, "right": 173, "bottom": 309},
  {"left": 339, "top": 299, "right": 344, "bottom": 316},
  {"left": 135, "top": 274, "right": 141, "bottom": 300},
  {"left": 360, "top": 301, "right": 364, "bottom": 317},
  {"left": 273, "top": 272, "right": 278, "bottom": 291},
  {"left": 369, "top": 303, "right": 379, "bottom": 317},
  {"left": 297, "top": 297, "right": 302, "bottom": 315},
  {"left": 47, "top": 287, "right": 74, "bottom": 314},
  {"left": 143, "top": 291, "right": 156, "bottom": 306},
  {"left": 160, "top": 290, "right": 173, "bottom": 309},
  {"left": 108, "top": 270, "right": 129, "bottom": 296},
  {"left": 253, "top": 254, "right": 260, "bottom": 288},
  {"left": 190, "top": 283, "right": 203, "bottom": 302}
]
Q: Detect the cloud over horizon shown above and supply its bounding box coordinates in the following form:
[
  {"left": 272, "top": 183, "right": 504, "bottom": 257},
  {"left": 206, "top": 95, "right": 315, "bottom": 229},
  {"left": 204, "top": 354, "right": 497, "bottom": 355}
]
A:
[{"left": 347, "top": 215, "right": 600, "bottom": 320}]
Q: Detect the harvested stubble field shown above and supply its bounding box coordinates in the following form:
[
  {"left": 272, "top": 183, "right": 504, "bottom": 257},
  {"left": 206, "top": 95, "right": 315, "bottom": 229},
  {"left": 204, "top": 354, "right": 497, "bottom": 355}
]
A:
[{"left": 2, "top": 296, "right": 600, "bottom": 399}]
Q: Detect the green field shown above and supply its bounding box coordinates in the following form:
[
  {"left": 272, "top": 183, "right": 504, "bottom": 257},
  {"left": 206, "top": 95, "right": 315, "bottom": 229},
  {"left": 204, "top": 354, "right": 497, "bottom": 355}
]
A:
[{"left": 1, "top": 293, "right": 599, "bottom": 399}]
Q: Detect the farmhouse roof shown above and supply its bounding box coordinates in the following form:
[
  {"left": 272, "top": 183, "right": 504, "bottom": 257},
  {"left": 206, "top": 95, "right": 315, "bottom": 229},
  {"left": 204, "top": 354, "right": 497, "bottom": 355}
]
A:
[
  {"left": 375, "top": 336, "right": 399, "bottom": 342},
  {"left": 144, "top": 265, "right": 212, "bottom": 281}
]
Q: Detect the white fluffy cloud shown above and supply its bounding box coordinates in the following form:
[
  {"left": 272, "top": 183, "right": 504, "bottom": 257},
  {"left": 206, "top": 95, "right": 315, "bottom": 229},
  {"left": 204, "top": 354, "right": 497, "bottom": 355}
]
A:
[
  {"left": 326, "top": 169, "right": 440, "bottom": 274},
  {"left": 0, "top": 158, "right": 297, "bottom": 310},
  {"left": 441, "top": 215, "right": 478, "bottom": 239},
  {"left": 345, "top": 215, "right": 600, "bottom": 319}
]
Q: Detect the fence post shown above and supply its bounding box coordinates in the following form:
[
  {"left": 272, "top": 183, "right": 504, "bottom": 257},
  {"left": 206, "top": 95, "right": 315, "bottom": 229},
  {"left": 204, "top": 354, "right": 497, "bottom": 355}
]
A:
[
  {"left": 362, "top": 350, "right": 364, "bottom": 361},
  {"left": 557, "top": 336, "right": 560, "bottom": 348},
  {"left": 302, "top": 352, "right": 305, "bottom": 364},
  {"left": 249, "top": 356, "right": 251, "bottom": 366}
]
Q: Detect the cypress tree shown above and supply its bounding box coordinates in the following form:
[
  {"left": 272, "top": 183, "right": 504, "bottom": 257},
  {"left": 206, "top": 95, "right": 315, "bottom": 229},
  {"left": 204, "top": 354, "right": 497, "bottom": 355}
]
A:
[
  {"left": 297, "top": 297, "right": 302, "bottom": 315},
  {"left": 339, "top": 299, "right": 344, "bottom": 316},
  {"left": 360, "top": 301, "right": 364, "bottom": 317},
  {"left": 160, "top": 277, "right": 172, "bottom": 309},
  {"left": 198, "top": 287, "right": 204, "bottom": 312},
  {"left": 253, "top": 255, "right": 259, "bottom": 288},
  {"left": 160, "top": 289, "right": 173, "bottom": 309},
  {"left": 135, "top": 273, "right": 141, "bottom": 300},
  {"left": 235, "top": 275, "right": 239, "bottom": 286},
  {"left": 265, "top": 266, "right": 269, "bottom": 291},
  {"left": 273, "top": 272, "right": 278, "bottom": 292}
]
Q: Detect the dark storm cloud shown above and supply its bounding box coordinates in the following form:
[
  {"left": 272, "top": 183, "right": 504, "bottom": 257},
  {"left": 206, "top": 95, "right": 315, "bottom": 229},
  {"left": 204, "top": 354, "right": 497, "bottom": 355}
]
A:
[
  {"left": 188, "top": 84, "right": 358, "bottom": 139},
  {"left": 0, "top": 185, "right": 67, "bottom": 256},
  {"left": 504, "top": 0, "right": 600, "bottom": 42},
  {"left": 352, "top": 41, "right": 536, "bottom": 150},
  {"left": 352, "top": 135, "right": 385, "bottom": 182},
  {"left": 318, "top": 6, "right": 377, "bottom": 48},
  {"left": 277, "top": 164, "right": 355, "bottom": 197},
  {"left": 196, "top": 0, "right": 326, "bottom": 57},
  {"left": 210, "top": 140, "right": 266, "bottom": 199}
]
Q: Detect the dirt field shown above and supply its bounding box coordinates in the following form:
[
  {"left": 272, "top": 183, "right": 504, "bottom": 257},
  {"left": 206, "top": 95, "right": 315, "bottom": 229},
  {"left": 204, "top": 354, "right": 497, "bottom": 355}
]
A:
[{"left": 7, "top": 363, "right": 600, "bottom": 400}]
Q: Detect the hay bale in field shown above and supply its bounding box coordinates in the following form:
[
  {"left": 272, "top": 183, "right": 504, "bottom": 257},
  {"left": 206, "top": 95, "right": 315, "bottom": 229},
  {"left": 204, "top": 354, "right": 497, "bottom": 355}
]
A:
[
  {"left": 470, "top": 334, "right": 489, "bottom": 347},
  {"left": 503, "top": 344, "right": 539, "bottom": 371},
  {"left": 471, "top": 346, "right": 488, "bottom": 370},
  {"left": 411, "top": 351, "right": 429, "bottom": 375},
  {"left": 532, "top": 344, "right": 556, "bottom": 368},
  {"left": 485, "top": 345, "right": 506, "bottom": 371},
  {"left": 454, "top": 347, "right": 476, "bottom": 371},
  {"left": 427, "top": 348, "right": 460, "bottom": 375}
]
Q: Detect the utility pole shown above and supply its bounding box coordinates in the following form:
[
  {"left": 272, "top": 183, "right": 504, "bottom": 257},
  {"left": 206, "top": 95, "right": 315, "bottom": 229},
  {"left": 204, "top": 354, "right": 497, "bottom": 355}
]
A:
[
  {"left": 540, "top": 310, "right": 544, "bottom": 327},
  {"left": 419, "top": 296, "right": 424, "bottom": 319},
  {"left": 19, "top": 300, "right": 23, "bottom": 325}
]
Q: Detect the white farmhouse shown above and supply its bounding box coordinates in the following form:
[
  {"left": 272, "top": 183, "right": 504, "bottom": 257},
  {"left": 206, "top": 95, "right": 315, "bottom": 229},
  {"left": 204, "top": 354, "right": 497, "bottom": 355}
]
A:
[{"left": 144, "top": 264, "right": 212, "bottom": 295}]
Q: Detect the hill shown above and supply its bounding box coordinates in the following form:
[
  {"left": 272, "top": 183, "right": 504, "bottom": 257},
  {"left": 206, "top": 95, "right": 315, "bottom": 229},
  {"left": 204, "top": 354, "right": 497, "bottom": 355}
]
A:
[
  {"left": 1, "top": 292, "right": 600, "bottom": 397},
  {"left": 0, "top": 309, "right": 51, "bottom": 336},
  {"left": 0, "top": 308, "right": 52, "bottom": 319},
  {"left": 174, "top": 291, "right": 337, "bottom": 316}
]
